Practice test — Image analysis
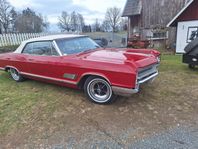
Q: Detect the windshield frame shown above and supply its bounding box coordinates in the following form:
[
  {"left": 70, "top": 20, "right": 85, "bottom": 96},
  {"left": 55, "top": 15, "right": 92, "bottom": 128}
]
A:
[{"left": 54, "top": 36, "right": 101, "bottom": 56}]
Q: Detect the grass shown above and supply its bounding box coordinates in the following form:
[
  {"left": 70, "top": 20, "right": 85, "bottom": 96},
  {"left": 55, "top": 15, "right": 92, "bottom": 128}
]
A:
[
  {"left": 0, "top": 73, "right": 83, "bottom": 135},
  {"left": 0, "top": 54, "right": 198, "bottom": 146}
]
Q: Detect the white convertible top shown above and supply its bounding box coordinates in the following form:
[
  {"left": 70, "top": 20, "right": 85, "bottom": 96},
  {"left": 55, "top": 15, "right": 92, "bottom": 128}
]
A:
[
  {"left": 25, "top": 34, "right": 86, "bottom": 42},
  {"left": 14, "top": 34, "right": 87, "bottom": 54}
]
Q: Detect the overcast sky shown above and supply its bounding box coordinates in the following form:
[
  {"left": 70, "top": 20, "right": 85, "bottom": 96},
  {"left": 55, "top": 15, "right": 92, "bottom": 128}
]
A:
[{"left": 8, "top": 0, "right": 126, "bottom": 31}]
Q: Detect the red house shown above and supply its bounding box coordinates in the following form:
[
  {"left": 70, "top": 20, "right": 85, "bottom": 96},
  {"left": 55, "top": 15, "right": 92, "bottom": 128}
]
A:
[{"left": 167, "top": 0, "right": 198, "bottom": 53}]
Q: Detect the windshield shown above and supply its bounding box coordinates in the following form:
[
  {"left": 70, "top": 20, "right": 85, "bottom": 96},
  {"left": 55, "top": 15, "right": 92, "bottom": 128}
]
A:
[{"left": 55, "top": 37, "right": 100, "bottom": 55}]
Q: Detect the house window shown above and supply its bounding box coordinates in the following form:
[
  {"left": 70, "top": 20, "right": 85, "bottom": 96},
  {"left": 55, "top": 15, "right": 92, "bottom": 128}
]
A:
[{"left": 153, "top": 31, "right": 168, "bottom": 39}]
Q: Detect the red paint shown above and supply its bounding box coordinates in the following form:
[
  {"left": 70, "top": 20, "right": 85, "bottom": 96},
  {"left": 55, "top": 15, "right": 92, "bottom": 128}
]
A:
[
  {"left": 176, "top": 0, "right": 198, "bottom": 23},
  {"left": 0, "top": 48, "right": 160, "bottom": 89}
]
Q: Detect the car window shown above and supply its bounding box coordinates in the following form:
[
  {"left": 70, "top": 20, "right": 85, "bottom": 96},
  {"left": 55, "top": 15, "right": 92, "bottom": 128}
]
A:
[
  {"left": 23, "top": 41, "right": 59, "bottom": 56},
  {"left": 56, "top": 37, "right": 100, "bottom": 55},
  {"left": 23, "top": 43, "right": 34, "bottom": 54}
]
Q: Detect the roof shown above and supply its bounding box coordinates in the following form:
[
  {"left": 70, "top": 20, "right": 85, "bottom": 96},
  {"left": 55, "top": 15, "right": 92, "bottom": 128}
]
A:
[
  {"left": 14, "top": 34, "right": 87, "bottom": 54},
  {"left": 25, "top": 34, "right": 86, "bottom": 43},
  {"left": 167, "top": 0, "right": 194, "bottom": 27},
  {"left": 122, "top": 0, "right": 142, "bottom": 17}
]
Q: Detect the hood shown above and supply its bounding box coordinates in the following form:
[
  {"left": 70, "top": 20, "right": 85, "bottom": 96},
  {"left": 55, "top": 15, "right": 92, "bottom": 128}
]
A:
[{"left": 77, "top": 48, "right": 159, "bottom": 68}]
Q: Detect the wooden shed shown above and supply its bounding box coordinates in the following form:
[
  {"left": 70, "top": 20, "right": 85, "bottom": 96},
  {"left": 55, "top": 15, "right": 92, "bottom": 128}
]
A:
[
  {"left": 167, "top": 0, "right": 198, "bottom": 53},
  {"left": 122, "top": 0, "right": 189, "bottom": 48}
]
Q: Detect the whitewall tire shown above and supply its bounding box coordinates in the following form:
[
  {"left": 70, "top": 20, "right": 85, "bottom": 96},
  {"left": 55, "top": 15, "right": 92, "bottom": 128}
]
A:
[
  {"left": 9, "top": 68, "right": 24, "bottom": 82},
  {"left": 84, "top": 76, "right": 116, "bottom": 104}
]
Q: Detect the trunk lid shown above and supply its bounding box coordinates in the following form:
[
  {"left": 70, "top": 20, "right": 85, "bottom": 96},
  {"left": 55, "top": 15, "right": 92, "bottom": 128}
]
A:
[{"left": 78, "top": 48, "right": 159, "bottom": 68}]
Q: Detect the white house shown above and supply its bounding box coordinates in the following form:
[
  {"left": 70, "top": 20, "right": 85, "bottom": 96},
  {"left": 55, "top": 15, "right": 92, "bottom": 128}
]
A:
[{"left": 167, "top": 0, "right": 198, "bottom": 53}]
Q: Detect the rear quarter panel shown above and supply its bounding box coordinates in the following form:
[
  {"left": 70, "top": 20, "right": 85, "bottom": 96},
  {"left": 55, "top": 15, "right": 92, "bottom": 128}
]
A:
[{"left": 60, "top": 57, "right": 138, "bottom": 89}]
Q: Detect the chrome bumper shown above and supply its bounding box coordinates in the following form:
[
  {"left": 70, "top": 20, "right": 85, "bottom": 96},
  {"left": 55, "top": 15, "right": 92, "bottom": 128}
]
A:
[
  {"left": 138, "top": 71, "right": 158, "bottom": 84},
  {"left": 112, "top": 71, "right": 158, "bottom": 96},
  {"left": 112, "top": 86, "right": 139, "bottom": 97}
]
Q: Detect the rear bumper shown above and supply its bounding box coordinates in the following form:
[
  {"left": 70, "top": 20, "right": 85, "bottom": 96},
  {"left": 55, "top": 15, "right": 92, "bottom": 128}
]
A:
[
  {"left": 112, "top": 86, "right": 139, "bottom": 97},
  {"left": 138, "top": 71, "right": 158, "bottom": 84},
  {"left": 112, "top": 71, "right": 158, "bottom": 96}
]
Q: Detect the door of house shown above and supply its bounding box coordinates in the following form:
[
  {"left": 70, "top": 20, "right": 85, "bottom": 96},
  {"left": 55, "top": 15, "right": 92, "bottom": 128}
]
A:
[{"left": 176, "top": 20, "right": 198, "bottom": 53}]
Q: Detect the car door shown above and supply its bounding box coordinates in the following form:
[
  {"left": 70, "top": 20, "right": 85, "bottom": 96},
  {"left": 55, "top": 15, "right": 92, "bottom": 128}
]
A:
[{"left": 22, "top": 41, "right": 65, "bottom": 80}]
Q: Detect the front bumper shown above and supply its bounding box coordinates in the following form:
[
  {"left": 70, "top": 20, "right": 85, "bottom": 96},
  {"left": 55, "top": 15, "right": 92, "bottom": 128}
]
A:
[{"left": 112, "top": 71, "right": 159, "bottom": 96}]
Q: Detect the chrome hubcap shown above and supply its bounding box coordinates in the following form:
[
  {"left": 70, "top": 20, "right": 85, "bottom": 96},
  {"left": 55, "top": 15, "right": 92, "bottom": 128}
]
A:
[
  {"left": 87, "top": 79, "right": 112, "bottom": 103},
  {"left": 10, "top": 68, "right": 20, "bottom": 81}
]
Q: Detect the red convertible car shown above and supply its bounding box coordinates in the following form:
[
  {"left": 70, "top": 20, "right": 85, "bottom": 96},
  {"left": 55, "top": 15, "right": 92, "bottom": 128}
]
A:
[{"left": 0, "top": 35, "right": 160, "bottom": 104}]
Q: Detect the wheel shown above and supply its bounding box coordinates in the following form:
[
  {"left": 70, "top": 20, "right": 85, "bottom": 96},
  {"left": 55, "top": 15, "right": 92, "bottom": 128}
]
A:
[
  {"left": 9, "top": 68, "right": 24, "bottom": 82},
  {"left": 189, "top": 64, "right": 195, "bottom": 69},
  {"left": 84, "top": 76, "right": 116, "bottom": 104}
]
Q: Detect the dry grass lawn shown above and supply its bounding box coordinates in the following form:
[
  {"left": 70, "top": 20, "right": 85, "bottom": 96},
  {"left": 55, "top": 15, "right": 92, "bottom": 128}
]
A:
[{"left": 0, "top": 54, "right": 198, "bottom": 148}]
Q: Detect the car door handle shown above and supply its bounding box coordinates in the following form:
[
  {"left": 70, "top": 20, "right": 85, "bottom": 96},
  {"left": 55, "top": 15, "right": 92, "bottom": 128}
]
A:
[{"left": 6, "top": 58, "right": 11, "bottom": 60}]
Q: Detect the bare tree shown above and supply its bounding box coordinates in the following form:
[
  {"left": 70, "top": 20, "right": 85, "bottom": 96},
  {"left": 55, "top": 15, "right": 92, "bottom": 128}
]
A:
[
  {"left": 42, "top": 15, "right": 49, "bottom": 32},
  {"left": 0, "top": 0, "right": 13, "bottom": 33},
  {"left": 58, "top": 11, "right": 70, "bottom": 32},
  {"left": 58, "top": 11, "right": 85, "bottom": 32},
  {"left": 92, "top": 19, "right": 101, "bottom": 32},
  {"left": 70, "top": 11, "right": 78, "bottom": 31},
  {"left": 101, "top": 20, "right": 110, "bottom": 32},
  {"left": 77, "top": 13, "right": 85, "bottom": 32},
  {"left": 119, "top": 18, "right": 128, "bottom": 31},
  {"left": 104, "top": 7, "right": 121, "bottom": 32}
]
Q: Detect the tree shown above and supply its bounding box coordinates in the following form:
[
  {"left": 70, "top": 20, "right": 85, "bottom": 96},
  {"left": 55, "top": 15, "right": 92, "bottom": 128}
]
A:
[
  {"left": 101, "top": 20, "right": 110, "bottom": 32},
  {"left": 92, "top": 19, "right": 101, "bottom": 32},
  {"left": 70, "top": 11, "right": 78, "bottom": 31},
  {"left": 58, "top": 11, "right": 85, "bottom": 32},
  {"left": 0, "top": 0, "right": 13, "bottom": 33},
  {"left": 10, "top": 8, "right": 18, "bottom": 32},
  {"left": 42, "top": 16, "right": 49, "bottom": 32},
  {"left": 15, "top": 8, "right": 48, "bottom": 33},
  {"left": 82, "top": 25, "right": 91, "bottom": 32},
  {"left": 119, "top": 18, "right": 128, "bottom": 31},
  {"left": 104, "top": 7, "right": 121, "bottom": 32},
  {"left": 58, "top": 11, "right": 70, "bottom": 32},
  {"left": 77, "top": 13, "right": 85, "bottom": 32}
]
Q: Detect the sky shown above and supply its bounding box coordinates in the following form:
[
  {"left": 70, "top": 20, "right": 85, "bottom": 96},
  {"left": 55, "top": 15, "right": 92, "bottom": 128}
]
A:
[{"left": 7, "top": 0, "right": 126, "bottom": 31}]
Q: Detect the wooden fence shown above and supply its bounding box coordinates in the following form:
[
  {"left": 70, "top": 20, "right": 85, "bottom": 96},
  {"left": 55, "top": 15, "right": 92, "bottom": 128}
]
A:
[{"left": 0, "top": 33, "right": 55, "bottom": 47}]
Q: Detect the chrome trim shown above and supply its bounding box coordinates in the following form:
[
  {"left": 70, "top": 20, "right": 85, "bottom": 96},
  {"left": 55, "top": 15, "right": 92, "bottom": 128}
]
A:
[
  {"left": 20, "top": 72, "right": 77, "bottom": 85},
  {"left": 63, "top": 73, "right": 77, "bottom": 80},
  {"left": 21, "top": 41, "right": 61, "bottom": 56},
  {"left": 112, "top": 86, "right": 139, "bottom": 96},
  {"left": 53, "top": 40, "right": 63, "bottom": 56},
  {"left": 138, "top": 71, "right": 158, "bottom": 84}
]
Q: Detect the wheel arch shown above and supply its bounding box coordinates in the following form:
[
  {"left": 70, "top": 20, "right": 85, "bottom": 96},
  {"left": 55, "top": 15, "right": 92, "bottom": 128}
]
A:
[
  {"left": 5, "top": 66, "right": 20, "bottom": 72},
  {"left": 77, "top": 73, "right": 111, "bottom": 89}
]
